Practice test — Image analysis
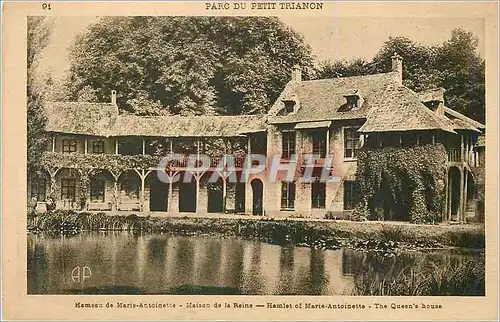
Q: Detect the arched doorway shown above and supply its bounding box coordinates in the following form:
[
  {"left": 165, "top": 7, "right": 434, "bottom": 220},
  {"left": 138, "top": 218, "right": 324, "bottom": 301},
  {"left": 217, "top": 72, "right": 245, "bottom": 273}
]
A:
[
  {"left": 465, "top": 171, "right": 476, "bottom": 218},
  {"left": 448, "top": 167, "right": 461, "bottom": 221},
  {"left": 251, "top": 179, "right": 263, "bottom": 216},
  {"left": 179, "top": 173, "right": 196, "bottom": 213},
  {"left": 207, "top": 177, "right": 224, "bottom": 213},
  {"left": 118, "top": 170, "right": 141, "bottom": 211},
  {"left": 148, "top": 171, "right": 169, "bottom": 212}
]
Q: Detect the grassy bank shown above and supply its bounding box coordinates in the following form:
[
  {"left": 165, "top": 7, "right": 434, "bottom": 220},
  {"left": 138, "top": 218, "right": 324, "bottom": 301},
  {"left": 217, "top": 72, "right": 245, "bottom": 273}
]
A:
[
  {"left": 353, "top": 256, "right": 485, "bottom": 296},
  {"left": 27, "top": 210, "right": 485, "bottom": 251}
]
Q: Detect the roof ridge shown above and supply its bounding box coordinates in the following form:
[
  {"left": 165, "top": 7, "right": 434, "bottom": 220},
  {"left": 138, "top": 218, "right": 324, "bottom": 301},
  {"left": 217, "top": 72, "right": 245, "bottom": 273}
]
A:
[
  {"left": 46, "top": 101, "right": 115, "bottom": 105},
  {"left": 299, "top": 71, "right": 393, "bottom": 83},
  {"left": 444, "top": 106, "right": 485, "bottom": 129}
]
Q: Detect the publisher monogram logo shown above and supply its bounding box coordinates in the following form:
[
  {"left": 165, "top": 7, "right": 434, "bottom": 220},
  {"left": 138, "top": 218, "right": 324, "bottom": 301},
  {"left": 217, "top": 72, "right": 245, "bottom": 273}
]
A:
[{"left": 71, "top": 266, "right": 92, "bottom": 284}]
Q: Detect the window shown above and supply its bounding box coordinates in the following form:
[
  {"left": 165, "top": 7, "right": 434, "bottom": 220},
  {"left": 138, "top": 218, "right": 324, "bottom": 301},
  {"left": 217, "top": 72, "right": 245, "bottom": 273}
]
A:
[
  {"left": 92, "top": 140, "right": 105, "bottom": 154},
  {"left": 284, "top": 101, "right": 295, "bottom": 114},
  {"left": 312, "top": 131, "right": 327, "bottom": 158},
  {"left": 61, "top": 179, "right": 76, "bottom": 201},
  {"left": 343, "top": 181, "right": 358, "bottom": 210},
  {"left": 90, "top": 179, "right": 105, "bottom": 202},
  {"left": 281, "top": 182, "right": 296, "bottom": 209},
  {"left": 282, "top": 131, "right": 296, "bottom": 159},
  {"left": 344, "top": 127, "right": 361, "bottom": 159},
  {"left": 121, "top": 177, "right": 139, "bottom": 199},
  {"left": 119, "top": 138, "right": 143, "bottom": 156},
  {"left": 31, "top": 179, "right": 46, "bottom": 202},
  {"left": 346, "top": 96, "right": 358, "bottom": 108},
  {"left": 311, "top": 182, "right": 326, "bottom": 209},
  {"left": 62, "top": 139, "right": 77, "bottom": 153}
]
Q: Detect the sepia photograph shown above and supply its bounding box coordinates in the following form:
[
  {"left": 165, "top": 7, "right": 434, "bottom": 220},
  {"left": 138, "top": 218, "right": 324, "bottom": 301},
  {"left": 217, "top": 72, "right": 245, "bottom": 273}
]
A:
[
  {"left": 2, "top": 1, "right": 498, "bottom": 320},
  {"left": 25, "top": 14, "right": 488, "bottom": 297}
]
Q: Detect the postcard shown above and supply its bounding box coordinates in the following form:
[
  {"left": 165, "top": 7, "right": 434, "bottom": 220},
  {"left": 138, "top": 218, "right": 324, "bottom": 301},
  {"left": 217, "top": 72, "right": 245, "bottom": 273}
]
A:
[{"left": 2, "top": 1, "right": 498, "bottom": 320}]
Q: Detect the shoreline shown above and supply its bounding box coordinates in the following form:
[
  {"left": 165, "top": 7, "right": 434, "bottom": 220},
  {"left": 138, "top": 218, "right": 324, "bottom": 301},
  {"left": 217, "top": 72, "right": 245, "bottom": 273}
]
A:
[{"left": 27, "top": 210, "right": 485, "bottom": 251}]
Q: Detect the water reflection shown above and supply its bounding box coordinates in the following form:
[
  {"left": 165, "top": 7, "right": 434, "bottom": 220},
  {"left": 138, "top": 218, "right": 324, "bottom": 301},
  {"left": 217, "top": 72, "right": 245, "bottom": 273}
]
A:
[{"left": 27, "top": 232, "right": 482, "bottom": 295}]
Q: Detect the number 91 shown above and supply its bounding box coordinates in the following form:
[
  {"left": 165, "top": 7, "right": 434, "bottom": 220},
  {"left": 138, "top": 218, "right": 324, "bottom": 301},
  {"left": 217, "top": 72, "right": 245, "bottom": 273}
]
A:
[{"left": 42, "top": 3, "right": 51, "bottom": 10}]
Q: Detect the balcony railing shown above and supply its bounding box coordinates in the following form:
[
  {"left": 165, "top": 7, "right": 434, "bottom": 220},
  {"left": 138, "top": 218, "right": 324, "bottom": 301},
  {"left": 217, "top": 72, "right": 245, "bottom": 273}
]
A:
[
  {"left": 447, "top": 149, "right": 462, "bottom": 162},
  {"left": 166, "top": 156, "right": 246, "bottom": 168},
  {"left": 40, "top": 152, "right": 247, "bottom": 171}
]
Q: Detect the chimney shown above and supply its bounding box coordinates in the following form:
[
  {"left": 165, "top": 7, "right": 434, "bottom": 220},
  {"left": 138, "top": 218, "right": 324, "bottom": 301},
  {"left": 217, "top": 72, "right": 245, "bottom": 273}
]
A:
[
  {"left": 291, "top": 65, "right": 302, "bottom": 82},
  {"left": 111, "top": 90, "right": 117, "bottom": 105},
  {"left": 391, "top": 52, "right": 403, "bottom": 84}
]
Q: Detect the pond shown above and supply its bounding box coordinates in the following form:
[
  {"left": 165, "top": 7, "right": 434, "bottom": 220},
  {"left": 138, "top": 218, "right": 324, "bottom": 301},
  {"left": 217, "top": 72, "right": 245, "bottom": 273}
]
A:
[{"left": 27, "top": 232, "right": 485, "bottom": 296}]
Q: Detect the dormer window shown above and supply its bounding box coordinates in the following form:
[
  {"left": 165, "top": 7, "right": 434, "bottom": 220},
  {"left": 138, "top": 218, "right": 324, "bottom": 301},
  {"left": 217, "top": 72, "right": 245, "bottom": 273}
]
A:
[
  {"left": 422, "top": 100, "right": 442, "bottom": 114},
  {"left": 342, "top": 89, "right": 363, "bottom": 111},
  {"left": 346, "top": 96, "right": 359, "bottom": 108},
  {"left": 284, "top": 100, "right": 295, "bottom": 115}
]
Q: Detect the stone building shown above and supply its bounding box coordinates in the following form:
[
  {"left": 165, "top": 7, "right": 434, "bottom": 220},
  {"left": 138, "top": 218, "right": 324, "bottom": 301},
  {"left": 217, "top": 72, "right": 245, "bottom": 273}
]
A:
[{"left": 28, "top": 54, "right": 485, "bottom": 222}]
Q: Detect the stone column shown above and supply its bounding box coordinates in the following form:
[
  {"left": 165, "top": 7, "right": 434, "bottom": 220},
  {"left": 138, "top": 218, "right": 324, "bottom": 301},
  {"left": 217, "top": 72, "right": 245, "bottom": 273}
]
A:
[
  {"left": 462, "top": 170, "right": 468, "bottom": 222},
  {"left": 168, "top": 179, "right": 173, "bottom": 213},
  {"left": 460, "top": 135, "right": 464, "bottom": 161},
  {"left": 140, "top": 170, "right": 146, "bottom": 212},
  {"left": 443, "top": 170, "right": 448, "bottom": 222},
  {"left": 222, "top": 175, "right": 227, "bottom": 212},
  {"left": 113, "top": 179, "right": 119, "bottom": 211},
  {"left": 458, "top": 168, "right": 464, "bottom": 222},
  {"left": 170, "top": 181, "right": 179, "bottom": 213},
  {"left": 447, "top": 173, "right": 453, "bottom": 221},
  {"left": 195, "top": 177, "right": 201, "bottom": 213},
  {"left": 326, "top": 128, "right": 330, "bottom": 155}
]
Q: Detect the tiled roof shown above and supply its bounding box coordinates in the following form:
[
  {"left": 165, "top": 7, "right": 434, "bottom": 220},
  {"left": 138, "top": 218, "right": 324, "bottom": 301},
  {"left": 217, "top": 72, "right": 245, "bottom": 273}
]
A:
[
  {"left": 112, "top": 115, "right": 266, "bottom": 137},
  {"left": 444, "top": 107, "right": 485, "bottom": 130},
  {"left": 359, "top": 84, "right": 456, "bottom": 133},
  {"left": 268, "top": 72, "right": 398, "bottom": 124},
  {"left": 44, "top": 102, "right": 266, "bottom": 138},
  {"left": 44, "top": 101, "right": 118, "bottom": 136}
]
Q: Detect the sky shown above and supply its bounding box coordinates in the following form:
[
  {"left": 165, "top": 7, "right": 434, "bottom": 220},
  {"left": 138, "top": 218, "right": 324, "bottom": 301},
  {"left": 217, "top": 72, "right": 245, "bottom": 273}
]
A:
[{"left": 38, "top": 16, "right": 485, "bottom": 80}]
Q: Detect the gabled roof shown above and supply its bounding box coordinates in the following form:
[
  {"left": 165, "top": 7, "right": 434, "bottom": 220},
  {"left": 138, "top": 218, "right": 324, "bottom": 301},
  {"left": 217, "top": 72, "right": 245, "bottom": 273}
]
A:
[
  {"left": 268, "top": 72, "right": 398, "bottom": 124},
  {"left": 44, "top": 101, "right": 266, "bottom": 138},
  {"left": 44, "top": 101, "right": 118, "bottom": 136},
  {"left": 359, "top": 84, "right": 456, "bottom": 133}
]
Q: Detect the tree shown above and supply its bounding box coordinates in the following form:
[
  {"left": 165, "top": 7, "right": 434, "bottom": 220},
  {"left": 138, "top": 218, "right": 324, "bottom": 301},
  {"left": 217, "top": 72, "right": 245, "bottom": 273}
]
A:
[
  {"left": 371, "top": 36, "right": 439, "bottom": 92},
  {"left": 315, "top": 30, "right": 485, "bottom": 123},
  {"left": 433, "top": 28, "right": 485, "bottom": 123},
  {"left": 316, "top": 58, "right": 373, "bottom": 79},
  {"left": 27, "top": 17, "right": 53, "bottom": 172},
  {"left": 65, "top": 17, "right": 314, "bottom": 115}
]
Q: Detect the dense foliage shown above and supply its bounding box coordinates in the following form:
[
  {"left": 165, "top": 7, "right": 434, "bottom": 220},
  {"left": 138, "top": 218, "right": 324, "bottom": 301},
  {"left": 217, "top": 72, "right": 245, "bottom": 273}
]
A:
[
  {"left": 59, "top": 17, "right": 314, "bottom": 116},
  {"left": 317, "top": 28, "right": 485, "bottom": 123},
  {"left": 27, "top": 17, "right": 53, "bottom": 172},
  {"left": 40, "top": 152, "right": 162, "bottom": 173},
  {"left": 353, "top": 144, "right": 448, "bottom": 223}
]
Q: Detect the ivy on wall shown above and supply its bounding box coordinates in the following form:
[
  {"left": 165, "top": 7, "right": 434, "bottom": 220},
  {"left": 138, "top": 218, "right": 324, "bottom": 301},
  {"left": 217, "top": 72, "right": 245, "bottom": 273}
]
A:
[
  {"left": 40, "top": 152, "right": 162, "bottom": 173},
  {"left": 353, "top": 143, "right": 448, "bottom": 223}
]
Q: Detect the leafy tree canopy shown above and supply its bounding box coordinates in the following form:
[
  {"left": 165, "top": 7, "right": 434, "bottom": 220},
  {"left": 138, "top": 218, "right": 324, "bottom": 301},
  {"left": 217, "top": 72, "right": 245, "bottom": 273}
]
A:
[
  {"left": 28, "top": 17, "right": 53, "bottom": 172},
  {"left": 317, "top": 28, "right": 485, "bottom": 123},
  {"left": 61, "top": 16, "right": 314, "bottom": 116}
]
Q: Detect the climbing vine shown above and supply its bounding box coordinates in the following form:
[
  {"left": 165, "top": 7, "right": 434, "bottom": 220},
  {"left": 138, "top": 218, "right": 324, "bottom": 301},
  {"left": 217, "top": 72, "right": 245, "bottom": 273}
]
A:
[
  {"left": 40, "top": 152, "right": 162, "bottom": 173},
  {"left": 353, "top": 143, "right": 447, "bottom": 223}
]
